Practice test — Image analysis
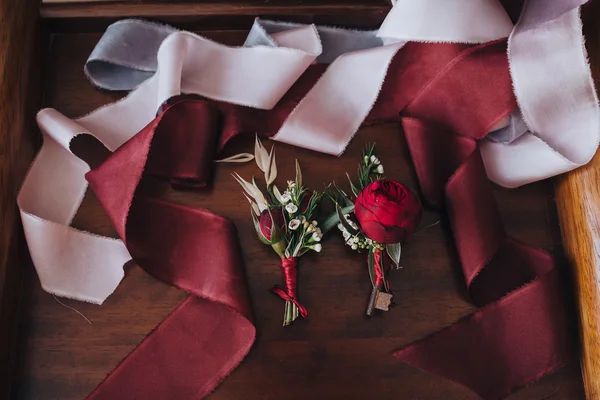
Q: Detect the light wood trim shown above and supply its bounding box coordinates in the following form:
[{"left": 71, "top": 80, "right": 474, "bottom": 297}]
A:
[{"left": 555, "top": 2, "right": 600, "bottom": 399}]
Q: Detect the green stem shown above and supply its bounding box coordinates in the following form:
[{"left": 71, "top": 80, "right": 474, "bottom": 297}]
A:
[{"left": 284, "top": 300, "right": 293, "bottom": 326}]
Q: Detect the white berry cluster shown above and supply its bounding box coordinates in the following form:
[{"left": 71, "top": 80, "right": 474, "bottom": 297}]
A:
[
  {"left": 282, "top": 180, "right": 323, "bottom": 253},
  {"left": 280, "top": 180, "right": 297, "bottom": 213},
  {"left": 337, "top": 214, "right": 384, "bottom": 252}
]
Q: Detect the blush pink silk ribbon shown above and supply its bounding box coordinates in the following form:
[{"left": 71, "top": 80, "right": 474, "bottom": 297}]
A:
[{"left": 15, "top": 0, "right": 597, "bottom": 398}]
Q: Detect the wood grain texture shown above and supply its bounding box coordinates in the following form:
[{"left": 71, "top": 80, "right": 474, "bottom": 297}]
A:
[
  {"left": 0, "top": 0, "right": 42, "bottom": 399},
  {"left": 40, "top": 1, "right": 392, "bottom": 32},
  {"left": 8, "top": 30, "right": 585, "bottom": 400},
  {"left": 555, "top": 2, "right": 600, "bottom": 399}
]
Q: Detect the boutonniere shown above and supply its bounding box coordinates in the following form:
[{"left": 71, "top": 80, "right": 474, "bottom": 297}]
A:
[
  {"left": 234, "top": 138, "right": 325, "bottom": 326},
  {"left": 326, "top": 144, "right": 424, "bottom": 316}
]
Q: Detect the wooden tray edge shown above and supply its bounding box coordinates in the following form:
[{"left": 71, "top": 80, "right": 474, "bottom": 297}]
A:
[{"left": 0, "top": 0, "right": 43, "bottom": 397}]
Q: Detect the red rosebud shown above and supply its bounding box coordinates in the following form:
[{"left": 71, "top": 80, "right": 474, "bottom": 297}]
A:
[
  {"left": 258, "top": 208, "right": 285, "bottom": 243},
  {"left": 354, "top": 180, "right": 421, "bottom": 244}
]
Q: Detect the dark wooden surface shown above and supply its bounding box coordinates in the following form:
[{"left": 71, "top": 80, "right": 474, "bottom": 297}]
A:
[{"left": 8, "top": 30, "right": 586, "bottom": 400}]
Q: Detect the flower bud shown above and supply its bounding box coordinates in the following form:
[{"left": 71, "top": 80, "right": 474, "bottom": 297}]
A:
[{"left": 258, "top": 208, "right": 285, "bottom": 244}]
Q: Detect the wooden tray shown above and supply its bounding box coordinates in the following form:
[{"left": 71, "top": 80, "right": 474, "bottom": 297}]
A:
[{"left": 1, "top": 1, "right": 599, "bottom": 399}]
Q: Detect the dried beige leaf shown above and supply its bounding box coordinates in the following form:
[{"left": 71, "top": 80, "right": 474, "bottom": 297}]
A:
[
  {"left": 215, "top": 153, "right": 255, "bottom": 163},
  {"left": 266, "top": 147, "right": 277, "bottom": 185},
  {"left": 295, "top": 159, "right": 302, "bottom": 187},
  {"left": 273, "top": 185, "right": 283, "bottom": 203},
  {"left": 254, "top": 135, "right": 269, "bottom": 172},
  {"left": 232, "top": 173, "right": 268, "bottom": 211}
]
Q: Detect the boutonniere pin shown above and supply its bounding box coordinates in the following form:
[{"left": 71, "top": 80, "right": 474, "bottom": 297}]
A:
[
  {"left": 234, "top": 137, "right": 325, "bottom": 326},
  {"left": 325, "top": 144, "right": 426, "bottom": 316}
]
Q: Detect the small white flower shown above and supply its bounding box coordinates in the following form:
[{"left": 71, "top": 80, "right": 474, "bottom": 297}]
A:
[
  {"left": 287, "top": 180, "right": 296, "bottom": 188},
  {"left": 370, "top": 155, "right": 381, "bottom": 165},
  {"left": 280, "top": 194, "right": 291, "bottom": 203},
  {"left": 376, "top": 165, "right": 384, "bottom": 174},
  {"left": 288, "top": 219, "right": 301, "bottom": 230},
  {"left": 312, "top": 232, "right": 321, "bottom": 242},
  {"left": 299, "top": 215, "right": 306, "bottom": 223},
  {"left": 316, "top": 227, "right": 322, "bottom": 235},
  {"left": 342, "top": 231, "right": 351, "bottom": 240},
  {"left": 366, "top": 238, "right": 373, "bottom": 245},
  {"left": 285, "top": 203, "right": 298, "bottom": 214},
  {"left": 313, "top": 243, "right": 322, "bottom": 252},
  {"left": 352, "top": 237, "right": 359, "bottom": 244},
  {"left": 351, "top": 244, "right": 358, "bottom": 250},
  {"left": 312, "top": 220, "right": 318, "bottom": 226},
  {"left": 337, "top": 223, "right": 344, "bottom": 231},
  {"left": 307, "top": 225, "right": 315, "bottom": 233}
]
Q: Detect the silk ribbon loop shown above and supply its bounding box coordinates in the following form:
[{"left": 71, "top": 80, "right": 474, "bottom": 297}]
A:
[
  {"left": 393, "top": 39, "right": 572, "bottom": 398},
  {"left": 84, "top": 100, "right": 255, "bottom": 399},
  {"left": 82, "top": 0, "right": 599, "bottom": 187},
  {"left": 271, "top": 257, "right": 308, "bottom": 318}
]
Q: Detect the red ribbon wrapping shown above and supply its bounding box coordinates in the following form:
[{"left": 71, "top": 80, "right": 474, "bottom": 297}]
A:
[
  {"left": 271, "top": 257, "right": 308, "bottom": 318},
  {"left": 372, "top": 249, "right": 390, "bottom": 291},
  {"left": 85, "top": 39, "right": 573, "bottom": 399}
]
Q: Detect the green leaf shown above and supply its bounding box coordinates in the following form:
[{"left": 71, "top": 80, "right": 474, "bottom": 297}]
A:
[
  {"left": 321, "top": 204, "right": 355, "bottom": 234},
  {"left": 292, "top": 239, "right": 303, "bottom": 257},
  {"left": 367, "top": 249, "right": 375, "bottom": 288},
  {"left": 346, "top": 172, "right": 359, "bottom": 197},
  {"left": 336, "top": 203, "right": 359, "bottom": 235},
  {"left": 295, "top": 159, "right": 302, "bottom": 187},
  {"left": 386, "top": 243, "right": 402, "bottom": 269},
  {"left": 331, "top": 182, "right": 353, "bottom": 206}
]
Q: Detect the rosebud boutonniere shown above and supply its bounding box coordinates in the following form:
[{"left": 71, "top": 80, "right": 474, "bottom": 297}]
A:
[{"left": 234, "top": 137, "right": 325, "bottom": 326}]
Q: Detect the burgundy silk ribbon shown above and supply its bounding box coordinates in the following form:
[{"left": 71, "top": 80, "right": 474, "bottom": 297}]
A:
[
  {"left": 85, "top": 39, "right": 571, "bottom": 399},
  {"left": 85, "top": 102, "right": 255, "bottom": 399}
]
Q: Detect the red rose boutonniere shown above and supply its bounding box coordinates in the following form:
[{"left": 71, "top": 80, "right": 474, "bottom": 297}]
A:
[{"left": 323, "top": 144, "right": 431, "bottom": 316}]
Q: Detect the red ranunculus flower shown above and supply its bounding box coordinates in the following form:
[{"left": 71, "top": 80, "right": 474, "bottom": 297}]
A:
[
  {"left": 258, "top": 208, "right": 285, "bottom": 243},
  {"left": 354, "top": 180, "right": 421, "bottom": 244}
]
